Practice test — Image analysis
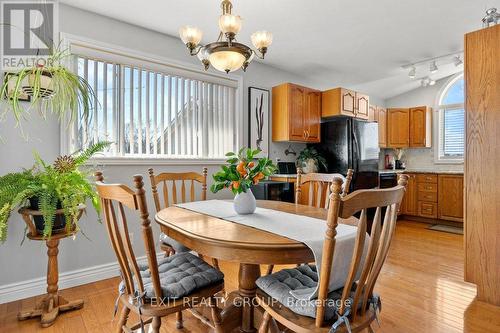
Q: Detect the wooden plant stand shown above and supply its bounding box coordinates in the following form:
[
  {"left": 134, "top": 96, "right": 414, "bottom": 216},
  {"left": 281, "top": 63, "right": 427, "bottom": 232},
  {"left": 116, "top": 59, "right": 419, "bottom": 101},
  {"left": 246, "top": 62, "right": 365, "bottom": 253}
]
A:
[{"left": 17, "top": 206, "right": 85, "bottom": 327}]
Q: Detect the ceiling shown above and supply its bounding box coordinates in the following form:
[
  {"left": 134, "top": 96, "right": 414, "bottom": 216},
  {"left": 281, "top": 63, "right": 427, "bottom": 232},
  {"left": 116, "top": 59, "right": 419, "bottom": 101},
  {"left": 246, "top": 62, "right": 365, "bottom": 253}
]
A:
[{"left": 61, "top": 0, "right": 498, "bottom": 99}]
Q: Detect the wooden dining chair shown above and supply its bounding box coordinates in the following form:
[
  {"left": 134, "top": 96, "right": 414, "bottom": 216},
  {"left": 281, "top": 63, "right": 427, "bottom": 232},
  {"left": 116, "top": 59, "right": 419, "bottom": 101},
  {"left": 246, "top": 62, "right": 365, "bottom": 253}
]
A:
[
  {"left": 95, "top": 172, "right": 225, "bottom": 333},
  {"left": 148, "top": 168, "right": 219, "bottom": 265},
  {"left": 264, "top": 169, "right": 354, "bottom": 276},
  {"left": 256, "top": 175, "right": 409, "bottom": 333},
  {"left": 296, "top": 168, "right": 354, "bottom": 208}
]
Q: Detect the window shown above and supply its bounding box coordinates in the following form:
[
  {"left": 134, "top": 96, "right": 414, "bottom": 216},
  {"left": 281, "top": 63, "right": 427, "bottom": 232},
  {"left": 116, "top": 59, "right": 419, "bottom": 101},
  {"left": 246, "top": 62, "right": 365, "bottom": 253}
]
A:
[
  {"left": 70, "top": 53, "right": 240, "bottom": 160},
  {"left": 437, "top": 73, "right": 464, "bottom": 162}
]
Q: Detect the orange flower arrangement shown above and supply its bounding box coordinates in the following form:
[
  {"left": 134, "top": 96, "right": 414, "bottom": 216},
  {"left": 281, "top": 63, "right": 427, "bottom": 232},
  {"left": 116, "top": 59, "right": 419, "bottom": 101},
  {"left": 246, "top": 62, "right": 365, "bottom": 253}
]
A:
[{"left": 211, "top": 148, "right": 277, "bottom": 195}]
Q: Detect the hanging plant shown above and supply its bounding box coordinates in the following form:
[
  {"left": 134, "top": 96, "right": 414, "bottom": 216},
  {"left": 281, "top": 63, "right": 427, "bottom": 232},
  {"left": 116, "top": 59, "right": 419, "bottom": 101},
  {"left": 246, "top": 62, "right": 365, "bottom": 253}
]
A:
[{"left": 0, "top": 49, "right": 95, "bottom": 125}]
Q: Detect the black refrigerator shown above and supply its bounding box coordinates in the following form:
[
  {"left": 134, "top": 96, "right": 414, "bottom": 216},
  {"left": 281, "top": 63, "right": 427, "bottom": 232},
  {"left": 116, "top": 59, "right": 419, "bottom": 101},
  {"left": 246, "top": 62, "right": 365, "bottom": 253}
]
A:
[{"left": 310, "top": 117, "right": 380, "bottom": 191}]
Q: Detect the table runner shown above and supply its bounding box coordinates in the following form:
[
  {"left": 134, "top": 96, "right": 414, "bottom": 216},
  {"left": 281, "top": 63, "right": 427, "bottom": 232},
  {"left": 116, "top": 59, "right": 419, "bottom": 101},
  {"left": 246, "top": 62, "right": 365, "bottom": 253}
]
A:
[{"left": 176, "top": 200, "right": 368, "bottom": 300}]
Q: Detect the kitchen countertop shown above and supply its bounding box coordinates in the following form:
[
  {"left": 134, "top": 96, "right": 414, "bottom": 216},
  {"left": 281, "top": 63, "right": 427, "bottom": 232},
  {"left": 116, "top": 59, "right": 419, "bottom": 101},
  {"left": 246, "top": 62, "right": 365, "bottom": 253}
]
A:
[
  {"left": 379, "top": 169, "right": 464, "bottom": 175},
  {"left": 271, "top": 174, "right": 298, "bottom": 178}
]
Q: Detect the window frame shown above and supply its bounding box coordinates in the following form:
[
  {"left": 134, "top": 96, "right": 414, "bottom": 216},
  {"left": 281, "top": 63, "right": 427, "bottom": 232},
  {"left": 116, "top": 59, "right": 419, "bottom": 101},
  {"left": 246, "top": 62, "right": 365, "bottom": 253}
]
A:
[
  {"left": 59, "top": 33, "right": 244, "bottom": 165},
  {"left": 434, "top": 73, "right": 465, "bottom": 164}
]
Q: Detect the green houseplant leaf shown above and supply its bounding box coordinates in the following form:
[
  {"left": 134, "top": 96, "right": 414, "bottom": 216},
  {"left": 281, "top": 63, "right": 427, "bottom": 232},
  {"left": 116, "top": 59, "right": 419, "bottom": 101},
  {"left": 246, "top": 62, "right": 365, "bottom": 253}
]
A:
[{"left": 0, "top": 141, "right": 111, "bottom": 242}]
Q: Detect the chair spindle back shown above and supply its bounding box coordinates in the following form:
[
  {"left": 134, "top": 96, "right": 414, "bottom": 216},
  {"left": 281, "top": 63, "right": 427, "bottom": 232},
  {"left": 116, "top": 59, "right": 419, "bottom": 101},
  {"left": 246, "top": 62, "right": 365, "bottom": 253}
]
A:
[
  {"left": 95, "top": 172, "right": 163, "bottom": 299},
  {"left": 296, "top": 169, "right": 354, "bottom": 209},
  {"left": 148, "top": 168, "right": 208, "bottom": 212}
]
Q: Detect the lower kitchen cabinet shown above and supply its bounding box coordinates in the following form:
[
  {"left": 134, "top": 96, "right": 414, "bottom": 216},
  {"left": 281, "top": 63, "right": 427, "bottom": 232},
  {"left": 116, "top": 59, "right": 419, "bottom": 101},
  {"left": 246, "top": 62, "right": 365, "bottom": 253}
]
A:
[
  {"left": 438, "top": 175, "right": 464, "bottom": 222},
  {"left": 400, "top": 173, "right": 417, "bottom": 215},
  {"left": 400, "top": 173, "right": 463, "bottom": 222}
]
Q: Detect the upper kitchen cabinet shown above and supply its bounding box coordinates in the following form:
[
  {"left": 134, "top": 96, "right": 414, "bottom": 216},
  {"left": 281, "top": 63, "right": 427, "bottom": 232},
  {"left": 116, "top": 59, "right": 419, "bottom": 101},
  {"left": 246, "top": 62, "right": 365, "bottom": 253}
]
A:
[
  {"left": 387, "top": 108, "right": 410, "bottom": 147},
  {"left": 409, "top": 106, "right": 432, "bottom": 147},
  {"left": 272, "top": 83, "right": 321, "bottom": 143},
  {"left": 378, "top": 107, "right": 387, "bottom": 148},
  {"left": 368, "top": 105, "right": 378, "bottom": 122},
  {"left": 321, "top": 88, "right": 369, "bottom": 120}
]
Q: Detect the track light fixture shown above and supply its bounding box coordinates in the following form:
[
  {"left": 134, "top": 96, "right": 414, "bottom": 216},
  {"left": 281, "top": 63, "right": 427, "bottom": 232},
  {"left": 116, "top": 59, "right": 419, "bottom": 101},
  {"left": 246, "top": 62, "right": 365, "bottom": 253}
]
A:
[
  {"left": 429, "top": 61, "right": 438, "bottom": 73},
  {"left": 453, "top": 56, "right": 463, "bottom": 67},
  {"left": 408, "top": 66, "right": 416, "bottom": 79}
]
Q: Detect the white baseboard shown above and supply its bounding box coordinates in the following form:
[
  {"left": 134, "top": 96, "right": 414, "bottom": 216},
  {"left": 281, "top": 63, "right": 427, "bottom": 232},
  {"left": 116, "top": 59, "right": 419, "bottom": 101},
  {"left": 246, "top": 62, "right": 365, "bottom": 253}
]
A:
[{"left": 0, "top": 254, "right": 162, "bottom": 304}]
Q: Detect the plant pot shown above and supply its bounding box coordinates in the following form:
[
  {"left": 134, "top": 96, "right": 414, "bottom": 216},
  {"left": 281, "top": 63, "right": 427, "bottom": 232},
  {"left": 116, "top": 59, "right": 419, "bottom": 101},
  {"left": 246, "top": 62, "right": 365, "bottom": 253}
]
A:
[
  {"left": 233, "top": 189, "right": 257, "bottom": 215},
  {"left": 301, "top": 159, "right": 318, "bottom": 174},
  {"left": 22, "top": 69, "right": 54, "bottom": 98},
  {"left": 29, "top": 198, "right": 67, "bottom": 234}
]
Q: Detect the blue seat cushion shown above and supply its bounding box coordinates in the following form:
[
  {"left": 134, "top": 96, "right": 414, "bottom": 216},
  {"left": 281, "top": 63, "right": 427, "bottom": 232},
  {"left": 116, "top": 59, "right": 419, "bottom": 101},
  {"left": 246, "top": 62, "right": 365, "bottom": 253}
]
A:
[
  {"left": 159, "top": 232, "right": 190, "bottom": 253},
  {"left": 119, "top": 252, "right": 224, "bottom": 299},
  {"left": 256, "top": 265, "right": 352, "bottom": 320}
]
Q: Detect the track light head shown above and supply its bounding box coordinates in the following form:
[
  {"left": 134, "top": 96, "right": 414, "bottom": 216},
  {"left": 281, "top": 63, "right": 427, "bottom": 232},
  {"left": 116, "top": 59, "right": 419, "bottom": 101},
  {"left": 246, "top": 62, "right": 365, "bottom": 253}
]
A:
[
  {"left": 429, "top": 61, "right": 438, "bottom": 73},
  {"left": 408, "top": 66, "right": 416, "bottom": 79}
]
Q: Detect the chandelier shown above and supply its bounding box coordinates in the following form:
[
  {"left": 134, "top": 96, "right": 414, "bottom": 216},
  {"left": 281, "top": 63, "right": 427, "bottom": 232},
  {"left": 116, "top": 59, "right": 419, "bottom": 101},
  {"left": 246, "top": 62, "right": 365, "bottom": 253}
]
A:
[{"left": 179, "top": 0, "right": 273, "bottom": 73}]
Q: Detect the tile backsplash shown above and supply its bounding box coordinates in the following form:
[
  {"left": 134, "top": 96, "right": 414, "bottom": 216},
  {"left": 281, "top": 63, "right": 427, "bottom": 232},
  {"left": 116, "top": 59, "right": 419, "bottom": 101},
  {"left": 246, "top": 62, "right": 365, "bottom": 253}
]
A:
[{"left": 379, "top": 148, "right": 464, "bottom": 172}]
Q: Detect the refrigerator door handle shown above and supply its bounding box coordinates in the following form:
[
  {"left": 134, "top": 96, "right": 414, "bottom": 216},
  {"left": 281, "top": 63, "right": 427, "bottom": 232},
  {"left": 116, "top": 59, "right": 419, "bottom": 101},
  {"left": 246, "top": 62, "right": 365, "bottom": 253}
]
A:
[{"left": 352, "top": 130, "right": 360, "bottom": 173}]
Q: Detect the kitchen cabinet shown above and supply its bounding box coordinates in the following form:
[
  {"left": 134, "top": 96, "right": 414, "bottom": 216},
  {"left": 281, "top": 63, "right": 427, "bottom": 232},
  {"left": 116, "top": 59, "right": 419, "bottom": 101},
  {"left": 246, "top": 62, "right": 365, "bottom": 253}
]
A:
[
  {"left": 387, "top": 108, "right": 410, "bottom": 148},
  {"left": 438, "top": 174, "right": 463, "bottom": 222},
  {"left": 368, "top": 105, "right": 377, "bottom": 122},
  {"left": 272, "top": 83, "right": 321, "bottom": 143},
  {"left": 401, "top": 173, "right": 417, "bottom": 215},
  {"left": 356, "top": 93, "right": 370, "bottom": 119},
  {"left": 378, "top": 107, "right": 387, "bottom": 148},
  {"left": 409, "top": 106, "right": 432, "bottom": 147},
  {"left": 400, "top": 172, "right": 463, "bottom": 222},
  {"left": 321, "top": 88, "right": 369, "bottom": 120}
]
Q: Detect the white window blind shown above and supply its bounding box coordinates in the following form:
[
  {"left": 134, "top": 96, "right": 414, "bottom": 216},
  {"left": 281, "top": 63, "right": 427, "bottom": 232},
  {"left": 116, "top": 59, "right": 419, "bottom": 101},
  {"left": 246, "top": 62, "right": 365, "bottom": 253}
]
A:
[
  {"left": 437, "top": 74, "right": 464, "bottom": 161},
  {"left": 441, "top": 108, "right": 464, "bottom": 157},
  {"left": 74, "top": 55, "right": 239, "bottom": 159}
]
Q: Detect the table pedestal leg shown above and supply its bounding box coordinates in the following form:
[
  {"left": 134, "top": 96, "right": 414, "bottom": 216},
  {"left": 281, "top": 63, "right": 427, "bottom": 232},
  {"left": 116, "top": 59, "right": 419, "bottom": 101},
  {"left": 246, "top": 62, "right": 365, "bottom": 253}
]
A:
[
  {"left": 238, "top": 263, "right": 261, "bottom": 333},
  {"left": 17, "top": 239, "right": 84, "bottom": 327}
]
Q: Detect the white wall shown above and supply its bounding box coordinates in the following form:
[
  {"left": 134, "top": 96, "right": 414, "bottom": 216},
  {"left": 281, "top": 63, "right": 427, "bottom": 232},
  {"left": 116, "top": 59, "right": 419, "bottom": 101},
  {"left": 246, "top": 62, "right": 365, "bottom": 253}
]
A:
[
  {"left": 381, "top": 75, "right": 464, "bottom": 172},
  {"left": 2, "top": 4, "right": 377, "bottom": 295}
]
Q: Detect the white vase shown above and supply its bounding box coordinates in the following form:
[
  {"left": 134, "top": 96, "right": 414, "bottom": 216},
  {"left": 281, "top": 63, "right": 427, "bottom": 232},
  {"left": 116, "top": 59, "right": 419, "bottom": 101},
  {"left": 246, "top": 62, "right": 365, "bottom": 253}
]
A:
[{"left": 233, "top": 189, "right": 257, "bottom": 215}]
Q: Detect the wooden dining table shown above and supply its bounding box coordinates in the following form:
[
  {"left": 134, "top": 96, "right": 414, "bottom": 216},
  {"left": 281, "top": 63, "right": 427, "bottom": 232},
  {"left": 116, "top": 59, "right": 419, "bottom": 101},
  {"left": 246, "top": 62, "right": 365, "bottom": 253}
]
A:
[{"left": 155, "top": 200, "right": 356, "bottom": 332}]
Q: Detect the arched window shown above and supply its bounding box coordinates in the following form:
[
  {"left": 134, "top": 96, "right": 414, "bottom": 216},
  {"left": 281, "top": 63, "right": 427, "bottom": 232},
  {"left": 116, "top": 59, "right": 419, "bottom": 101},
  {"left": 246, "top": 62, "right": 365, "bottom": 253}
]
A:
[{"left": 437, "top": 73, "right": 464, "bottom": 162}]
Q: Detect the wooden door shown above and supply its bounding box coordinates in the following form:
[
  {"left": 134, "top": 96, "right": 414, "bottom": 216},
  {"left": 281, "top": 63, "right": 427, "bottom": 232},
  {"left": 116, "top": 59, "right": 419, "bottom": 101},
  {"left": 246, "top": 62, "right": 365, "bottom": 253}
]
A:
[
  {"left": 305, "top": 90, "right": 321, "bottom": 142},
  {"left": 438, "top": 175, "right": 463, "bottom": 222},
  {"left": 340, "top": 89, "right": 356, "bottom": 116},
  {"left": 401, "top": 173, "right": 417, "bottom": 215},
  {"left": 289, "top": 84, "right": 306, "bottom": 141},
  {"left": 387, "top": 108, "right": 410, "bottom": 148},
  {"left": 378, "top": 107, "right": 387, "bottom": 148},
  {"left": 410, "top": 106, "right": 431, "bottom": 147},
  {"left": 356, "top": 93, "right": 370, "bottom": 120}
]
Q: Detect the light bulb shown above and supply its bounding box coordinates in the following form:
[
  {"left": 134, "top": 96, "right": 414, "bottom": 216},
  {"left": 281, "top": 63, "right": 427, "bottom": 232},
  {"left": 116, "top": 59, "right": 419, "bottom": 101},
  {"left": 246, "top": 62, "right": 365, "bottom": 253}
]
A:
[
  {"left": 408, "top": 66, "right": 416, "bottom": 79},
  {"left": 218, "top": 14, "right": 242, "bottom": 35},
  {"left": 179, "top": 26, "right": 203, "bottom": 46},
  {"left": 208, "top": 50, "right": 246, "bottom": 73},
  {"left": 251, "top": 31, "right": 273, "bottom": 49}
]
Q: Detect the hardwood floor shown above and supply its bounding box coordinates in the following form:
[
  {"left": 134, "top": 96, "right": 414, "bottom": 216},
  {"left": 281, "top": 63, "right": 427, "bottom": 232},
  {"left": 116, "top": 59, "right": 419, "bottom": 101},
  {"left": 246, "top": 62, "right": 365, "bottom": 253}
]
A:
[{"left": 2, "top": 221, "right": 500, "bottom": 332}]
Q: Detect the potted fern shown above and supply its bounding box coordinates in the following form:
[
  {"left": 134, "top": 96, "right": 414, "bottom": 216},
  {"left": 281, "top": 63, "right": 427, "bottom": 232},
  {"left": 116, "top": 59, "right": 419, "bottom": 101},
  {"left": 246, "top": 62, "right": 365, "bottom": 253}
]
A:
[
  {"left": 0, "top": 49, "right": 95, "bottom": 124},
  {"left": 0, "top": 142, "right": 111, "bottom": 241},
  {"left": 210, "top": 148, "right": 277, "bottom": 214},
  {"left": 297, "top": 147, "right": 327, "bottom": 173}
]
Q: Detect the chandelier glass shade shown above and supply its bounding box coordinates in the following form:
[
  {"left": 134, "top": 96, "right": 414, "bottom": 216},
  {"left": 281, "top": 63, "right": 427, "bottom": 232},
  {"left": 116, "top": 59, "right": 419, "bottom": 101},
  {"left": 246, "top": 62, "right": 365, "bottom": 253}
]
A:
[{"left": 179, "top": 0, "right": 272, "bottom": 73}]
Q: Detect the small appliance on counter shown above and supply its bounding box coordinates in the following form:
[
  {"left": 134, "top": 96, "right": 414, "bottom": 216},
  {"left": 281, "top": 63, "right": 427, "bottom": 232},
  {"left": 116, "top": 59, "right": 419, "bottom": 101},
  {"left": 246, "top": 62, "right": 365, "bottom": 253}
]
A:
[
  {"left": 276, "top": 161, "right": 297, "bottom": 175},
  {"left": 251, "top": 180, "right": 294, "bottom": 203},
  {"left": 395, "top": 159, "right": 406, "bottom": 170}
]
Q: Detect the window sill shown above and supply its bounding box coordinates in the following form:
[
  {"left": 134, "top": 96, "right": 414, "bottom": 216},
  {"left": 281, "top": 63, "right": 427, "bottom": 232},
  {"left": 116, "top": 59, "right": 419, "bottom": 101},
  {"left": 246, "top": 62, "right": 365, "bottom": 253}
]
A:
[
  {"left": 86, "top": 156, "right": 228, "bottom": 166},
  {"left": 434, "top": 159, "right": 464, "bottom": 165}
]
